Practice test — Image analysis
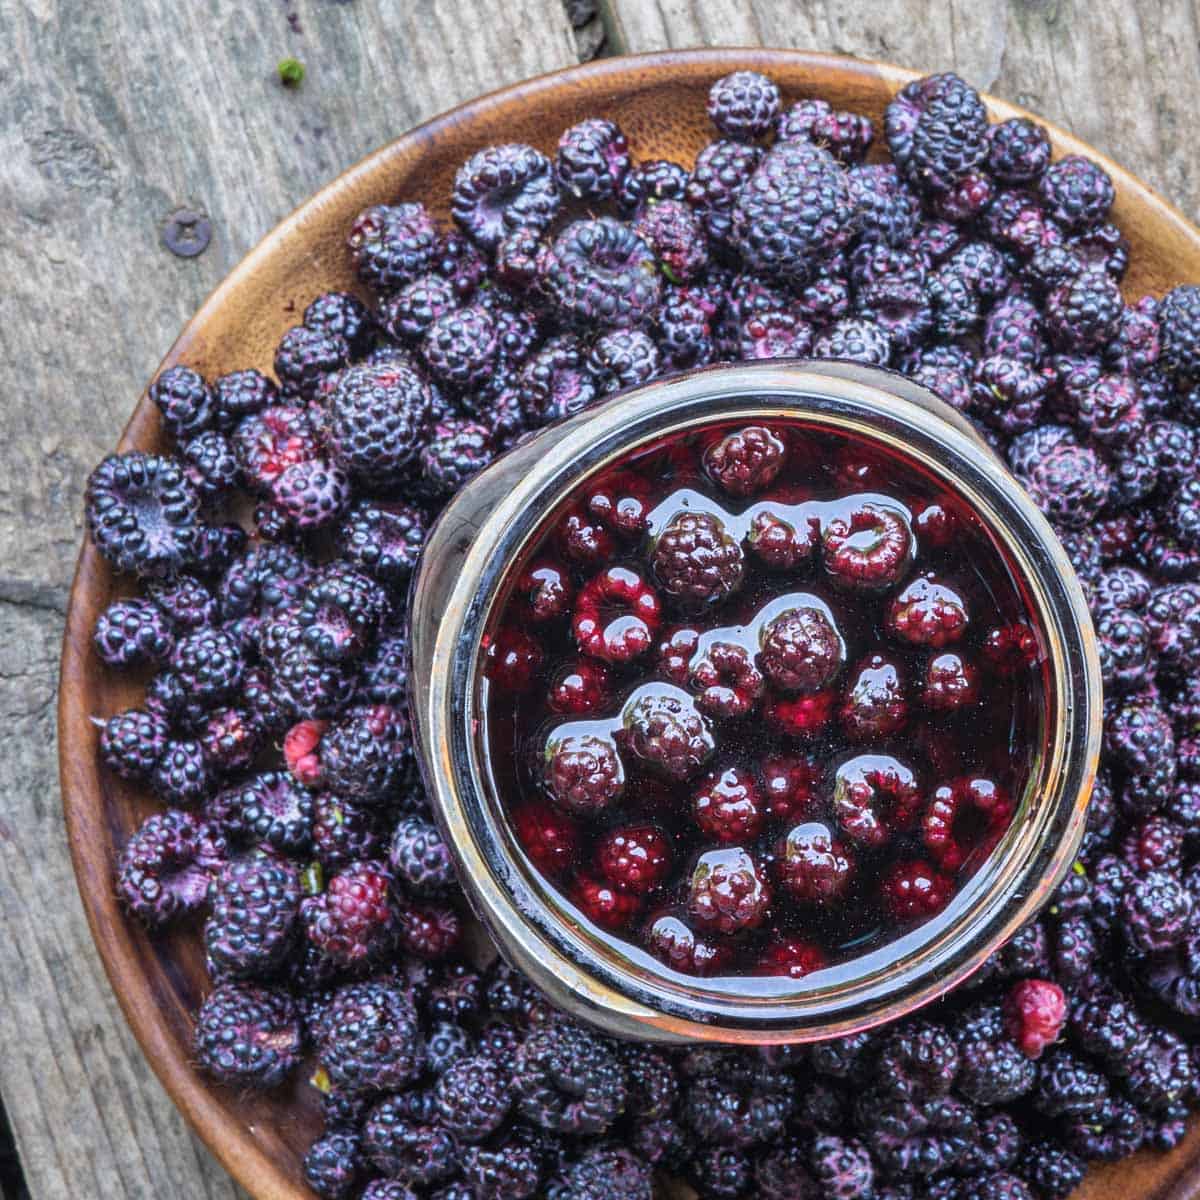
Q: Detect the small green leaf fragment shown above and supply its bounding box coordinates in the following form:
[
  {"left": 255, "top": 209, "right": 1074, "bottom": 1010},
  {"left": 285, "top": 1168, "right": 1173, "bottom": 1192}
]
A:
[
  {"left": 278, "top": 57, "right": 305, "bottom": 87},
  {"left": 302, "top": 861, "right": 324, "bottom": 895}
]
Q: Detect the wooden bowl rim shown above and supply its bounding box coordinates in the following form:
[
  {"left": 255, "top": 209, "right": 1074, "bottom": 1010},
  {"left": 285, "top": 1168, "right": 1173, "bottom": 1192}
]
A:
[{"left": 58, "top": 46, "right": 1200, "bottom": 1200}]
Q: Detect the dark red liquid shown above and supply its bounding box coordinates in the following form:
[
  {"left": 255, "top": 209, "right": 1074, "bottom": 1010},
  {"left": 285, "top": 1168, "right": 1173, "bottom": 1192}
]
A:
[{"left": 479, "top": 420, "right": 1047, "bottom": 985}]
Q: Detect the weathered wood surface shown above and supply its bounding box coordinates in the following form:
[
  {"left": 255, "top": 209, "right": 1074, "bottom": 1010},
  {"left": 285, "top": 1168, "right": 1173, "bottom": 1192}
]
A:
[
  {"left": 5, "top": 0, "right": 1200, "bottom": 1196},
  {"left": 603, "top": 0, "right": 1200, "bottom": 228},
  {"left": 0, "top": 1, "right": 575, "bottom": 1196}
]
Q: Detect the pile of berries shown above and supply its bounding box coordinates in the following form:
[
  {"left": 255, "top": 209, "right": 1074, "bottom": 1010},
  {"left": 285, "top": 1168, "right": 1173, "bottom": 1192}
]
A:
[
  {"left": 86, "top": 65, "right": 1200, "bottom": 1200},
  {"left": 493, "top": 421, "right": 1038, "bottom": 977}
]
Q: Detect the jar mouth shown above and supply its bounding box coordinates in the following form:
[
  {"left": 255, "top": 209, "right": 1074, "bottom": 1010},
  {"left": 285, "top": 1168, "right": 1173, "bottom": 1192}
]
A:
[{"left": 410, "top": 361, "right": 1102, "bottom": 1042}]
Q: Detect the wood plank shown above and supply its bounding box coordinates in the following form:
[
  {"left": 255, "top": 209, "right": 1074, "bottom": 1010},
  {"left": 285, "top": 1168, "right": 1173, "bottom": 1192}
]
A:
[
  {"left": 0, "top": 0, "right": 578, "bottom": 611},
  {"left": 601, "top": 0, "right": 1200, "bottom": 229},
  {"left": 0, "top": 0, "right": 577, "bottom": 1195},
  {"left": 0, "top": 603, "right": 247, "bottom": 1199}
]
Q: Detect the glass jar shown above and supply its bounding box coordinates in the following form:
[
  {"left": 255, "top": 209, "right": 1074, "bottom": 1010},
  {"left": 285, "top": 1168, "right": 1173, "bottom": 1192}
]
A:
[{"left": 408, "top": 361, "right": 1102, "bottom": 1044}]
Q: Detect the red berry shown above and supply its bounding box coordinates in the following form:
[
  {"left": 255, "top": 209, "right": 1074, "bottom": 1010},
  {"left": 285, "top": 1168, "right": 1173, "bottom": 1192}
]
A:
[
  {"left": 512, "top": 800, "right": 579, "bottom": 876},
  {"left": 547, "top": 658, "right": 611, "bottom": 714},
  {"left": 397, "top": 900, "right": 463, "bottom": 960},
  {"left": 690, "top": 641, "right": 765, "bottom": 719},
  {"left": 572, "top": 565, "right": 662, "bottom": 663},
  {"left": 746, "top": 507, "right": 818, "bottom": 570},
  {"left": 302, "top": 860, "right": 395, "bottom": 967},
  {"left": 570, "top": 873, "right": 643, "bottom": 930},
  {"left": 518, "top": 559, "right": 574, "bottom": 622},
  {"left": 656, "top": 625, "right": 702, "bottom": 684},
  {"left": 886, "top": 573, "right": 970, "bottom": 646},
  {"left": 693, "top": 767, "right": 763, "bottom": 843},
  {"left": 922, "top": 777, "right": 1014, "bottom": 871},
  {"left": 703, "top": 424, "right": 787, "bottom": 497},
  {"left": 758, "top": 603, "right": 845, "bottom": 692},
  {"left": 982, "top": 623, "right": 1041, "bottom": 674},
  {"left": 650, "top": 510, "right": 745, "bottom": 608},
  {"left": 596, "top": 824, "right": 672, "bottom": 894},
  {"left": 912, "top": 499, "right": 959, "bottom": 548},
  {"left": 585, "top": 469, "right": 653, "bottom": 537},
  {"left": 686, "top": 847, "right": 771, "bottom": 934},
  {"left": 284, "top": 719, "right": 327, "bottom": 786},
  {"left": 776, "top": 821, "right": 855, "bottom": 903},
  {"left": 543, "top": 728, "right": 625, "bottom": 815},
  {"left": 833, "top": 754, "right": 922, "bottom": 846},
  {"left": 484, "top": 626, "right": 544, "bottom": 693},
  {"left": 881, "top": 859, "right": 953, "bottom": 921},
  {"left": 840, "top": 653, "right": 907, "bottom": 739},
  {"left": 821, "top": 501, "right": 913, "bottom": 590},
  {"left": 922, "top": 651, "right": 981, "bottom": 711},
  {"left": 761, "top": 754, "right": 821, "bottom": 821},
  {"left": 620, "top": 685, "right": 715, "bottom": 781},
  {"left": 645, "top": 912, "right": 732, "bottom": 975},
  {"left": 756, "top": 937, "right": 828, "bottom": 978},
  {"left": 764, "top": 689, "right": 837, "bottom": 737},
  {"left": 558, "top": 507, "right": 616, "bottom": 566},
  {"left": 1003, "top": 978, "right": 1066, "bottom": 1058}
]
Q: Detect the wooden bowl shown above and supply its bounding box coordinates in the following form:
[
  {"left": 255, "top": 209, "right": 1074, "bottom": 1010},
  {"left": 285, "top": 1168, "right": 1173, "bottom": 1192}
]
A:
[{"left": 59, "top": 48, "right": 1200, "bottom": 1200}]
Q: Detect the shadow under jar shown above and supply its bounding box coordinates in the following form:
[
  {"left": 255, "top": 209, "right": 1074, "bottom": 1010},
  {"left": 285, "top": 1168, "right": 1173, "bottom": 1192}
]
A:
[{"left": 408, "top": 360, "right": 1102, "bottom": 1044}]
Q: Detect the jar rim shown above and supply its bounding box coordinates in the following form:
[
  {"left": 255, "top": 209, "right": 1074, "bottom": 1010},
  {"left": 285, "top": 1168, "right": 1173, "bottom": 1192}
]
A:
[{"left": 409, "top": 361, "right": 1102, "bottom": 1043}]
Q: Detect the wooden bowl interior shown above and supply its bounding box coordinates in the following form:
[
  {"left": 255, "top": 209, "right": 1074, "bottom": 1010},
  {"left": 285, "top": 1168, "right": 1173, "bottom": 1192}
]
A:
[{"left": 59, "top": 48, "right": 1200, "bottom": 1200}]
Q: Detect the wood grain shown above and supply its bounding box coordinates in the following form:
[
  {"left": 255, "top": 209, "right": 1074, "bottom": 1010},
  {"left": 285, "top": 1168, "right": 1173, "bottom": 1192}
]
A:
[
  {"left": 600, "top": 0, "right": 1200, "bottom": 229},
  {"left": 0, "top": 0, "right": 577, "bottom": 609},
  {"left": 57, "top": 48, "right": 1200, "bottom": 1200},
  {"left": 0, "top": 1, "right": 577, "bottom": 1196}
]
